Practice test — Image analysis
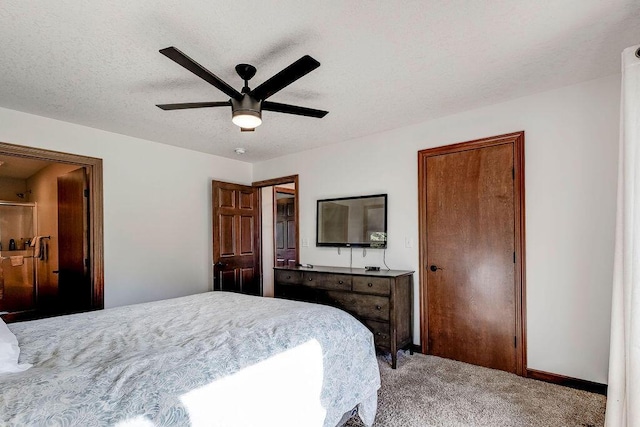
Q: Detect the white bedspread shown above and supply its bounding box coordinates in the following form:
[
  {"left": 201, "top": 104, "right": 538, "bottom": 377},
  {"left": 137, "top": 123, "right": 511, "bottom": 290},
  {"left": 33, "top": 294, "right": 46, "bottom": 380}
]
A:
[{"left": 1, "top": 292, "right": 380, "bottom": 426}]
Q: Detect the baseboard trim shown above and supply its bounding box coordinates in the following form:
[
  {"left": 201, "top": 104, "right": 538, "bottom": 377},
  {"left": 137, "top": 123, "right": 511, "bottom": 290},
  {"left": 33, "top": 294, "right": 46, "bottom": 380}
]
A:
[{"left": 526, "top": 369, "right": 607, "bottom": 396}]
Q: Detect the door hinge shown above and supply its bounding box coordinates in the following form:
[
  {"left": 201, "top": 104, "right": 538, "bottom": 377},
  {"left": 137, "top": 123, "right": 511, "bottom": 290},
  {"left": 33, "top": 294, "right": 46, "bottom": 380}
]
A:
[
  {"left": 514, "top": 336, "right": 517, "bottom": 348},
  {"left": 512, "top": 168, "right": 515, "bottom": 179},
  {"left": 513, "top": 252, "right": 516, "bottom": 263},
  {"left": 84, "top": 189, "right": 89, "bottom": 198},
  {"left": 84, "top": 258, "right": 90, "bottom": 268}
]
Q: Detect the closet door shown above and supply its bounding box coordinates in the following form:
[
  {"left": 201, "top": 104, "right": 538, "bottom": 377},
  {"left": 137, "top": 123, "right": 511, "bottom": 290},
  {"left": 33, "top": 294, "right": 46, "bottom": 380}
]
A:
[{"left": 418, "top": 132, "right": 526, "bottom": 375}]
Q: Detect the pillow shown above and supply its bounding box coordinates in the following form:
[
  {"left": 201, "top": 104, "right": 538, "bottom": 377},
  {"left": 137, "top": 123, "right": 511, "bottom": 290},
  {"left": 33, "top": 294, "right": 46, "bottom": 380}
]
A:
[{"left": 0, "top": 318, "right": 31, "bottom": 374}]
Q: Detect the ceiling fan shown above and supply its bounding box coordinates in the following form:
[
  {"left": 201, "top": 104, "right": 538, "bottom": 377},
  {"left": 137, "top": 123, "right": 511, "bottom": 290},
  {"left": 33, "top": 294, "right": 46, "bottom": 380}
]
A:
[{"left": 156, "top": 47, "right": 329, "bottom": 131}]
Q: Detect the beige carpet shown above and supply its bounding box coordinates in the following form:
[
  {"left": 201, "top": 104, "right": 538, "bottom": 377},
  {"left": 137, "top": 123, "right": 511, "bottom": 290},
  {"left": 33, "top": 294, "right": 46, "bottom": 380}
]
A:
[{"left": 346, "top": 352, "right": 606, "bottom": 427}]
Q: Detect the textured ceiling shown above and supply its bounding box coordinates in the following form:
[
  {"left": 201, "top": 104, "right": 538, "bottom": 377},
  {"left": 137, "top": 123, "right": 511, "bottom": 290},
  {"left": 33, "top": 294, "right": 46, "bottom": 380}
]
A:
[{"left": 0, "top": 1, "right": 638, "bottom": 163}]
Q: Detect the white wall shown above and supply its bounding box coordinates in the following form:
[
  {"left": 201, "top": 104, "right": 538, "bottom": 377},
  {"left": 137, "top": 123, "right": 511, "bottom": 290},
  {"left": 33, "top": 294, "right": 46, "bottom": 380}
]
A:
[
  {"left": 0, "top": 107, "right": 252, "bottom": 309},
  {"left": 254, "top": 74, "right": 620, "bottom": 384}
]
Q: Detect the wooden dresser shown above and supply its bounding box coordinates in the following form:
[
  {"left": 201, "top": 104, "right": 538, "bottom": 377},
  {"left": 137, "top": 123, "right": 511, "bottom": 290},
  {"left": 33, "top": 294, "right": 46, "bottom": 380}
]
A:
[{"left": 274, "top": 266, "right": 414, "bottom": 368}]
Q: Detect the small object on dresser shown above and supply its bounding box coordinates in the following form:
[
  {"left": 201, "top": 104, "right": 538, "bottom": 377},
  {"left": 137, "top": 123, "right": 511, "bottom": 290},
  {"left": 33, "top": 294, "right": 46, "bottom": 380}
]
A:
[
  {"left": 8, "top": 239, "right": 16, "bottom": 251},
  {"left": 296, "top": 263, "right": 314, "bottom": 268},
  {"left": 364, "top": 266, "right": 380, "bottom": 271}
]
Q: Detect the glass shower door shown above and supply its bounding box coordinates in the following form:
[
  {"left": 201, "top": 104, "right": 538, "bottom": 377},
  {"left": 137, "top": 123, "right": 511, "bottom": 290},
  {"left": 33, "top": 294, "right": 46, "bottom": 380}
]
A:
[{"left": 0, "top": 202, "right": 36, "bottom": 313}]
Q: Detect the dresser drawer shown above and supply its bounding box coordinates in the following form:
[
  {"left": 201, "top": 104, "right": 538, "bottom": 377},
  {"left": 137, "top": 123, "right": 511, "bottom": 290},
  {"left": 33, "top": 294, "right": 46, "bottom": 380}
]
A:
[
  {"left": 275, "top": 283, "right": 316, "bottom": 303},
  {"left": 353, "top": 276, "right": 391, "bottom": 296},
  {"left": 303, "top": 272, "right": 351, "bottom": 291},
  {"left": 328, "top": 292, "right": 389, "bottom": 322},
  {"left": 274, "top": 270, "right": 302, "bottom": 284},
  {"left": 363, "top": 319, "right": 391, "bottom": 350}
]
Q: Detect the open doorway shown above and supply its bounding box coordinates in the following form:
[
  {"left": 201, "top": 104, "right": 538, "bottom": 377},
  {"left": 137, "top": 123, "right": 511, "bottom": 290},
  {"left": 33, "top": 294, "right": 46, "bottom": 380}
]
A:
[
  {"left": 274, "top": 186, "right": 296, "bottom": 268},
  {"left": 0, "top": 142, "right": 103, "bottom": 322},
  {"left": 252, "top": 175, "right": 299, "bottom": 297}
]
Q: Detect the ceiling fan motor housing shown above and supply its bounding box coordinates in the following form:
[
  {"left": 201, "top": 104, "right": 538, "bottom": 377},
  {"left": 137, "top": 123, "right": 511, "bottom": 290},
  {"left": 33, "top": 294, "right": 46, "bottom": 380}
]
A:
[{"left": 231, "top": 94, "right": 262, "bottom": 127}]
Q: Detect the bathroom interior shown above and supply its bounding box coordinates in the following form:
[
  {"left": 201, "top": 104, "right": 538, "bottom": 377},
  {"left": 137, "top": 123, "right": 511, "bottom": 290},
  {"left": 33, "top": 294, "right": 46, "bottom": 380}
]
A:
[{"left": 0, "top": 154, "right": 89, "bottom": 321}]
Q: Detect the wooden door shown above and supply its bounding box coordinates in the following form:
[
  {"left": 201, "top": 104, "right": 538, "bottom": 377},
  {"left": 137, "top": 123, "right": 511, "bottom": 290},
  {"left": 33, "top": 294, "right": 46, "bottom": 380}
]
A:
[
  {"left": 275, "top": 190, "right": 297, "bottom": 268},
  {"left": 212, "top": 181, "right": 261, "bottom": 295},
  {"left": 58, "top": 167, "right": 90, "bottom": 312},
  {"left": 419, "top": 132, "right": 525, "bottom": 375}
]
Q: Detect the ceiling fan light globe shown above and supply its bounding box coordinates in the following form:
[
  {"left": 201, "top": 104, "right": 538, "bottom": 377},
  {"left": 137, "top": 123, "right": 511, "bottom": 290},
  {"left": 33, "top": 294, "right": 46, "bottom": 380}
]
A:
[
  {"left": 232, "top": 112, "right": 262, "bottom": 129},
  {"left": 231, "top": 95, "right": 262, "bottom": 129}
]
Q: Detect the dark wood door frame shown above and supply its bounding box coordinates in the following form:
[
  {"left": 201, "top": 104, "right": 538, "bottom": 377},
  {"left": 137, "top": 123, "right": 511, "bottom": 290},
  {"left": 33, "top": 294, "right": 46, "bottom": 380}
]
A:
[
  {"left": 252, "top": 175, "right": 300, "bottom": 267},
  {"left": 0, "top": 141, "right": 104, "bottom": 311},
  {"left": 417, "top": 131, "right": 526, "bottom": 375}
]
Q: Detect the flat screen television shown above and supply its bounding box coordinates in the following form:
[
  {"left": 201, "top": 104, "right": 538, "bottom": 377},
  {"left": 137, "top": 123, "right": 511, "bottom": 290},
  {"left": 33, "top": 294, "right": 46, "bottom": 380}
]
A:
[{"left": 316, "top": 194, "right": 387, "bottom": 248}]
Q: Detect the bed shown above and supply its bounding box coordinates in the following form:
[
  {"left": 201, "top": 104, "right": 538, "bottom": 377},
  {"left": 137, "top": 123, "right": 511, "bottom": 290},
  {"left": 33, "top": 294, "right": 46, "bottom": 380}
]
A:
[{"left": 0, "top": 291, "right": 380, "bottom": 426}]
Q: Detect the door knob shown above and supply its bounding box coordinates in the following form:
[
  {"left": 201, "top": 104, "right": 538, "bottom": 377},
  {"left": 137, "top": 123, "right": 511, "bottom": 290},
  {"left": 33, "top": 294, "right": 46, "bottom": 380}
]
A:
[
  {"left": 215, "top": 262, "right": 226, "bottom": 267},
  {"left": 429, "top": 265, "right": 442, "bottom": 272}
]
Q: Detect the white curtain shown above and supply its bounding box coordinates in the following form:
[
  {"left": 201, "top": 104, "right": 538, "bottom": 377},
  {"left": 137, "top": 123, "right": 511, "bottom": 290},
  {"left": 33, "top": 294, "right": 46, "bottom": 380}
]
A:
[{"left": 605, "top": 44, "right": 640, "bottom": 427}]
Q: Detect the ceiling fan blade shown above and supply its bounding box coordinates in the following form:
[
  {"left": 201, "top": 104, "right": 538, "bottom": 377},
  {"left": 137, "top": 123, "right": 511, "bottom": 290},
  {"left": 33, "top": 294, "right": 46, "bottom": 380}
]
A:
[
  {"left": 262, "top": 101, "right": 328, "bottom": 118},
  {"left": 156, "top": 101, "right": 231, "bottom": 110},
  {"left": 159, "top": 47, "right": 242, "bottom": 100},
  {"left": 250, "top": 55, "right": 320, "bottom": 101}
]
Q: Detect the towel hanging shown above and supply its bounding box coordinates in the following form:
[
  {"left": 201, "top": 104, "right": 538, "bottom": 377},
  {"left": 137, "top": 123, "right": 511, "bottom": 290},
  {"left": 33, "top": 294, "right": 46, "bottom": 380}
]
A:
[
  {"left": 30, "top": 236, "right": 49, "bottom": 260},
  {"left": 9, "top": 256, "right": 24, "bottom": 267}
]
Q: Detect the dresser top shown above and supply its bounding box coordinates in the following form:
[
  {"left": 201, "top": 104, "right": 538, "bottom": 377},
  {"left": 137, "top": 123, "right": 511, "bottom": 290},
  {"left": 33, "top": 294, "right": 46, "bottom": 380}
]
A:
[{"left": 274, "top": 265, "right": 414, "bottom": 278}]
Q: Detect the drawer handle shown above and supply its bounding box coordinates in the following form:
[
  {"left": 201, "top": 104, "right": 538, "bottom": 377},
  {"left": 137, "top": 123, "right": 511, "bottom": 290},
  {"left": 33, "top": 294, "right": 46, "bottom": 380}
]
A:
[
  {"left": 368, "top": 283, "right": 373, "bottom": 287},
  {"left": 338, "top": 280, "right": 343, "bottom": 284},
  {"left": 376, "top": 332, "right": 382, "bottom": 336},
  {"left": 287, "top": 276, "right": 291, "bottom": 279},
  {"left": 376, "top": 305, "right": 382, "bottom": 310},
  {"left": 308, "top": 278, "right": 313, "bottom": 281}
]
